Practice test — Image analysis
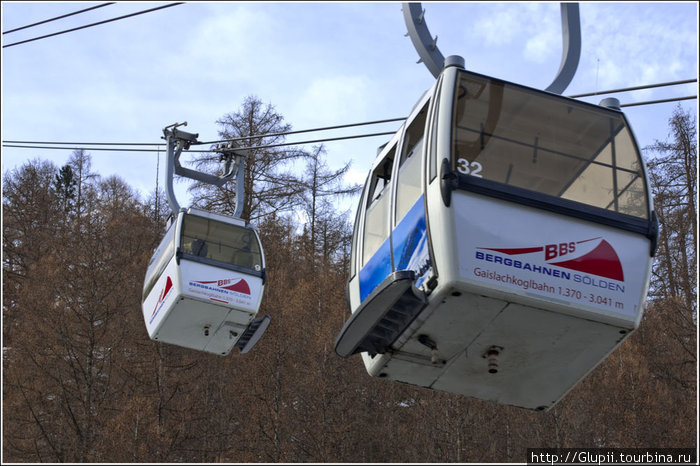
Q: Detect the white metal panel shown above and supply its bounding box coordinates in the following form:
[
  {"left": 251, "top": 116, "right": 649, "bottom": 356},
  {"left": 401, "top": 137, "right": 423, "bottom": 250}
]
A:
[
  {"left": 179, "top": 260, "right": 264, "bottom": 315},
  {"left": 153, "top": 297, "right": 241, "bottom": 352},
  {"left": 347, "top": 276, "right": 360, "bottom": 314},
  {"left": 142, "top": 256, "right": 180, "bottom": 338},
  {"left": 451, "top": 191, "right": 651, "bottom": 327},
  {"left": 423, "top": 64, "right": 461, "bottom": 298},
  {"left": 369, "top": 291, "right": 507, "bottom": 386},
  {"left": 432, "top": 302, "right": 627, "bottom": 410},
  {"left": 364, "top": 282, "right": 629, "bottom": 410},
  {"left": 204, "top": 319, "right": 250, "bottom": 355},
  {"left": 142, "top": 256, "right": 262, "bottom": 354},
  {"left": 368, "top": 354, "right": 442, "bottom": 387},
  {"left": 399, "top": 291, "right": 508, "bottom": 361}
]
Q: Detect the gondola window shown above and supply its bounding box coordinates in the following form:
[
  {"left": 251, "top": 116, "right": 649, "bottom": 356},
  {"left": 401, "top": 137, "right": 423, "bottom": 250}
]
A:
[{"left": 180, "top": 214, "right": 262, "bottom": 271}]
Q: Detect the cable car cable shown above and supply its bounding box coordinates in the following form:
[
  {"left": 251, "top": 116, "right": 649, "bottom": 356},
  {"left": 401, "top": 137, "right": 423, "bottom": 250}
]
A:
[
  {"left": 2, "top": 117, "right": 406, "bottom": 148},
  {"left": 198, "top": 130, "right": 399, "bottom": 151},
  {"left": 1, "top": 144, "right": 170, "bottom": 152},
  {"left": 619, "top": 95, "right": 696, "bottom": 108},
  {"left": 1, "top": 130, "right": 398, "bottom": 153},
  {"left": 2, "top": 90, "right": 695, "bottom": 151},
  {"left": 2, "top": 3, "right": 116, "bottom": 35},
  {"left": 2, "top": 140, "right": 164, "bottom": 146},
  {"left": 2, "top": 3, "right": 184, "bottom": 48},
  {"left": 194, "top": 117, "right": 407, "bottom": 145},
  {"left": 567, "top": 78, "right": 697, "bottom": 99}
]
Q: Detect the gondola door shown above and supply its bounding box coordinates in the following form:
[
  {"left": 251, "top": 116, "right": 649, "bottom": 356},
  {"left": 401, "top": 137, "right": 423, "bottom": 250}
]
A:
[
  {"left": 337, "top": 90, "right": 437, "bottom": 359},
  {"left": 391, "top": 99, "right": 432, "bottom": 289}
]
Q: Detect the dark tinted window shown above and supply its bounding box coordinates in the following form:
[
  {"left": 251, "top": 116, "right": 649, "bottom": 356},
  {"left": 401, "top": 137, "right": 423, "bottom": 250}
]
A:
[
  {"left": 181, "top": 214, "right": 263, "bottom": 271},
  {"left": 453, "top": 71, "right": 648, "bottom": 219}
]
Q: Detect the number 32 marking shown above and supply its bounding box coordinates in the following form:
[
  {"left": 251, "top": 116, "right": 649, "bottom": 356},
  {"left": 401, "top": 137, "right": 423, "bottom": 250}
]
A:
[{"left": 457, "top": 158, "right": 483, "bottom": 177}]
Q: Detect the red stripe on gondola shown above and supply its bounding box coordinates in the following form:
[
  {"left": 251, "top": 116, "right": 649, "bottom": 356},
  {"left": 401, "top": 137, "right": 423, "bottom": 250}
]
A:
[
  {"left": 480, "top": 247, "right": 544, "bottom": 255},
  {"left": 550, "top": 239, "right": 624, "bottom": 281}
]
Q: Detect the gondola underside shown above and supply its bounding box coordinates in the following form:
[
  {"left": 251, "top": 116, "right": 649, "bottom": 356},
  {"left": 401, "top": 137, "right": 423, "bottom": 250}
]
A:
[{"left": 359, "top": 287, "right": 629, "bottom": 411}]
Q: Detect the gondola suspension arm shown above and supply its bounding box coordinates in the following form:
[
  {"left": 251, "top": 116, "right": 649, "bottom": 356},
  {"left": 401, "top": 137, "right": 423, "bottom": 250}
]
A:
[
  {"left": 402, "top": 2, "right": 581, "bottom": 95},
  {"left": 402, "top": 3, "right": 445, "bottom": 79},
  {"left": 163, "top": 122, "right": 247, "bottom": 217},
  {"left": 545, "top": 3, "right": 581, "bottom": 94}
]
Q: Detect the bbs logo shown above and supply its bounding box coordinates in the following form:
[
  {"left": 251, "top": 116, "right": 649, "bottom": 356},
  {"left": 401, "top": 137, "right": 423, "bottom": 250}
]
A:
[{"left": 545, "top": 242, "right": 576, "bottom": 261}]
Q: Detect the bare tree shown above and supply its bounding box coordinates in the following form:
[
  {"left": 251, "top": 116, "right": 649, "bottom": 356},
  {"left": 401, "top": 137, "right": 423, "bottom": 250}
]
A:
[
  {"left": 645, "top": 105, "right": 697, "bottom": 390},
  {"left": 299, "top": 145, "right": 360, "bottom": 252},
  {"left": 3, "top": 164, "right": 154, "bottom": 462},
  {"left": 188, "top": 95, "right": 307, "bottom": 222}
]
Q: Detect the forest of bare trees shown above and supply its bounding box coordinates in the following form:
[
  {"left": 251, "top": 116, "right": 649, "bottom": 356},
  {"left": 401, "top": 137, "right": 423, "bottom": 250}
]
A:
[{"left": 2, "top": 99, "right": 696, "bottom": 463}]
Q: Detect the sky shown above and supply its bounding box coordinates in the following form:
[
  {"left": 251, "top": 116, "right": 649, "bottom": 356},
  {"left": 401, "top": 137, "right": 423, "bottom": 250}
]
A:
[{"left": 2, "top": 1, "right": 698, "bottom": 218}]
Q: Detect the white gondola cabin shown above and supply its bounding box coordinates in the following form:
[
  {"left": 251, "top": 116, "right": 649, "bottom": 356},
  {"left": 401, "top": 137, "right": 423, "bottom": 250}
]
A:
[
  {"left": 142, "top": 207, "right": 268, "bottom": 355},
  {"left": 336, "top": 58, "right": 658, "bottom": 410}
]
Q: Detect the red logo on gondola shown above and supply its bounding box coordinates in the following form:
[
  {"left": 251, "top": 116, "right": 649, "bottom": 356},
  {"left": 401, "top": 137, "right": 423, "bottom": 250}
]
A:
[
  {"left": 150, "top": 276, "right": 174, "bottom": 322},
  {"left": 479, "top": 237, "right": 624, "bottom": 281},
  {"left": 193, "top": 278, "right": 251, "bottom": 295}
]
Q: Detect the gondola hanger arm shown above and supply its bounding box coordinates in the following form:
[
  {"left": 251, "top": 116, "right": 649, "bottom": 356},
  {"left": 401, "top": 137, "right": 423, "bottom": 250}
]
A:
[
  {"left": 402, "top": 2, "right": 581, "bottom": 95},
  {"left": 163, "top": 122, "right": 247, "bottom": 217},
  {"left": 402, "top": 3, "right": 444, "bottom": 78},
  {"left": 545, "top": 3, "right": 581, "bottom": 94}
]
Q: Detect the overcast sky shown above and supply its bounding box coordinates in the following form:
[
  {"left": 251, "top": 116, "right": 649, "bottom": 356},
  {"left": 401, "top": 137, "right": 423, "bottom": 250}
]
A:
[{"left": 2, "top": 2, "right": 698, "bottom": 216}]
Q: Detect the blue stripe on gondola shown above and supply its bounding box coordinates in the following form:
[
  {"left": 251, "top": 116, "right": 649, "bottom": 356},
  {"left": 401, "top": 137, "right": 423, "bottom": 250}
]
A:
[
  {"left": 393, "top": 195, "right": 428, "bottom": 272},
  {"left": 359, "top": 195, "right": 429, "bottom": 302},
  {"left": 359, "top": 237, "right": 392, "bottom": 302}
]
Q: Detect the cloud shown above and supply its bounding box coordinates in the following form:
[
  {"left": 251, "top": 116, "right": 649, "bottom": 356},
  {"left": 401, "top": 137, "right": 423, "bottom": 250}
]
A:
[
  {"left": 577, "top": 3, "right": 698, "bottom": 91},
  {"left": 471, "top": 5, "right": 522, "bottom": 46},
  {"left": 181, "top": 5, "right": 278, "bottom": 83},
  {"left": 524, "top": 29, "right": 558, "bottom": 64},
  {"left": 344, "top": 166, "right": 369, "bottom": 187},
  {"left": 523, "top": 5, "right": 559, "bottom": 64},
  {"left": 470, "top": 3, "right": 559, "bottom": 57},
  {"left": 294, "top": 75, "right": 371, "bottom": 126}
]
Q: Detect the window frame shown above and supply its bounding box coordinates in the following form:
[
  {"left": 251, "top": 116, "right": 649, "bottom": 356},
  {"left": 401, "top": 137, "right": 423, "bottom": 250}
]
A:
[
  {"left": 142, "top": 222, "right": 177, "bottom": 302},
  {"left": 349, "top": 170, "right": 371, "bottom": 279},
  {"left": 178, "top": 213, "right": 265, "bottom": 278},
  {"left": 361, "top": 146, "right": 396, "bottom": 267},
  {"left": 449, "top": 69, "right": 655, "bottom": 240},
  {"left": 394, "top": 100, "right": 430, "bottom": 225}
]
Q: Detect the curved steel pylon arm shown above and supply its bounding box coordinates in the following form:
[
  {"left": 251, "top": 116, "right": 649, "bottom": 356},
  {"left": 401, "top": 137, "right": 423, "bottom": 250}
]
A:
[
  {"left": 402, "top": 2, "right": 581, "bottom": 94},
  {"left": 402, "top": 2, "right": 444, "bottom": 79},
  {"left": 545, "top": 3, "right": 581, "bottom": 94},
  {"left": 163, "top": 122, "right": 247, "bottom": 216}
]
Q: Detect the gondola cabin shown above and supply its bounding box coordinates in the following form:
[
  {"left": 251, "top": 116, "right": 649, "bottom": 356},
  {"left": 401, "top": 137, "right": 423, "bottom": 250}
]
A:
[
  {"left": 142, "top": 207, "right": 268, "bottom": 355},
  {"left": 336, "top": 57, "right": 657, "bottom": 410}
]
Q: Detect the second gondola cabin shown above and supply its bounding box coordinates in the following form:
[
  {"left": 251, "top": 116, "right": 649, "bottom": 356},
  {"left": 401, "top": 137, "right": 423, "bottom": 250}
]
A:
[
  {"left": 143, "top": 207, "right": 268, "bottom": 355},
  {"left": 335, "top": 57, "right": 657, "bottom": 410}
]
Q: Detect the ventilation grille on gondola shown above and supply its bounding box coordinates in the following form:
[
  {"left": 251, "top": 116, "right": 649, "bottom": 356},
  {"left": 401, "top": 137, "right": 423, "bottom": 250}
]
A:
[
  {"left": 356, "top": 289, "right": 427, "bottom": 356},
  {"left": 235, "top": 315, "right": 271, "bottom": 354}
]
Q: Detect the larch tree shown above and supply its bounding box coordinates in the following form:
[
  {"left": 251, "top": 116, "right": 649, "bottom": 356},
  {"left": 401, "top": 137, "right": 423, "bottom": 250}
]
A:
[
  {"left": 645, "top": 105, "right": 697, "bottom": 391},
  {"left": 188, "top": 95, "right": 308, "bottom": 223}
]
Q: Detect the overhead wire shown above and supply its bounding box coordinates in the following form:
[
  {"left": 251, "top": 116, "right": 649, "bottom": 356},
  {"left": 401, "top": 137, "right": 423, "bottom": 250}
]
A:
[
  {"left": 567, "top": 79, "right": 697, "bottom": 99},
  {"left": 2, "top": 140, "right": 163, "bottom": 146},
  {"left": 196, "top": 117, "right": 407, "bottom": 145},
  {"left": 2, "top": 2, "right": 184, "bottom": 48},
  {"left": 201, "top": 81, "right": 696, "bottom": 146},
  {"left": 2, "top": 131, "right": 398, "bottom": 153},
  {"left": 2, "top": 117, "right": 408, "bottom": 150},
  {"left": 620, "top": 95, "right": 696, "bottom": 108},
  {"left": 2, "top": 3, "right": 116, "bottom": 35},
  {"left": 2, "top": 144, "right": 171, "bottom": 152},
  {"left": 2, "top": 80, "right": 696, "bottom": 154}
]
